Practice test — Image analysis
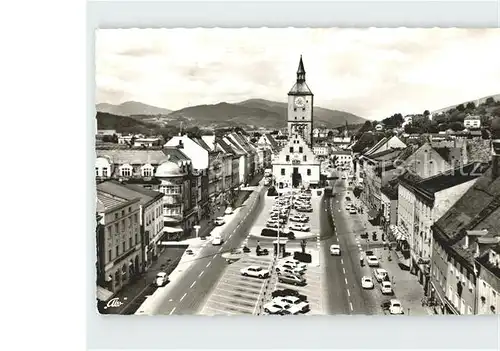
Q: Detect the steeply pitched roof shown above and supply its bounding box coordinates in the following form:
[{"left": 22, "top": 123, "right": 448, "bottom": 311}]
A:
[
  {"left": 224, "top": 136, "right": 246, "bottom": 156},
  {"left": 192, "top": 137, "right": 212, "bottom": 152},
  {"left": 266, "top": 133, "right": 280, "bottom": 152},
  {"left": 214, "top": 137, "right": 235, "bottom": 155},
  {"left": 163, "top": 147, "right": 192, "bottom": 163}
]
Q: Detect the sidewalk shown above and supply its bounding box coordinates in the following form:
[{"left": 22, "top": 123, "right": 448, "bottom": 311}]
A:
[
  {"left": 97, "top": 246, "right": 185, "bottom": 315},
  {"left": 372, "top": 245, "right": 432, "bottom": 316}
]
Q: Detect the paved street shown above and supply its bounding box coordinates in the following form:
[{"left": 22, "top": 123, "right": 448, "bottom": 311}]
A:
[
  {"left": 323, "top": 177, "right": 429, "bottom": 315},
  {"left": 199, "top": 255, "right": 273, "bottom": 315},
  {"left": 136, "top": 181, "right": 267, "bottom": 315}
]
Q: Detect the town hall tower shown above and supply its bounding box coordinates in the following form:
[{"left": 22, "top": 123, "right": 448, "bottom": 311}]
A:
[{"left": 288, "top": 55, "right": 314, "bottom": 146}]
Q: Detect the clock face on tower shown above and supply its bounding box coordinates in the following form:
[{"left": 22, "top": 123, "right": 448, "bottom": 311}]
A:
[{"left": 294, "top": 97, "right": 305, "bottom": 108}]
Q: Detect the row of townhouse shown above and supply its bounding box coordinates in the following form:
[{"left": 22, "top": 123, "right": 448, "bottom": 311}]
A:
[
  {"left": 96, "top": 132, "right": 276, "bottom": 241},
  {"left": 351, "top": 130, "right": 495, "bottom": 307},
  {"left": 427, "top": 118, "right": 500, "bottom": 315}
]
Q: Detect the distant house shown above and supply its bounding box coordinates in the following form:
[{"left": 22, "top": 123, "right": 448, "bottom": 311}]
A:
[
  {"left": 133, "top": 137, "right": 162, "bottom": 148},
  {"left": 463, "top": 115, "right": 481, "bottom": 129},
  {"left": 375, "top": 123, "right": 385, "bottom": 131},
  {"left": 97, "top": 129, "right": 116, "bottom": 136}
]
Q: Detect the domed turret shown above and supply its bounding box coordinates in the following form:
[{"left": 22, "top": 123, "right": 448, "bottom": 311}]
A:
[{"left": 155, "top": 158, "right": 187, "bottom": 178}]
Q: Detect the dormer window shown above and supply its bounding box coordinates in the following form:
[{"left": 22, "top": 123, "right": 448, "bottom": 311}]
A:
[
  {"left": 286, "top": 155, "right": 290, "bottom": 162},
  {"left": 120, "top": 164, "right": 132, "bottom": 177}
]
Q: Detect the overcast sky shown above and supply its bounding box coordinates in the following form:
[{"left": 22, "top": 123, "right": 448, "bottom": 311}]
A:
[{"left": 96, "top": 28, "right": 500, "bottom": 120}]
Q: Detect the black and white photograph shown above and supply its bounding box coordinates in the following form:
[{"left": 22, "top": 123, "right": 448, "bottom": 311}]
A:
[{"left": 94, "top": 28, "right": 500, "bottom": 317}]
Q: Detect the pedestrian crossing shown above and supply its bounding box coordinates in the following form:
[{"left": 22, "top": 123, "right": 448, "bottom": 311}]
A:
[{"left": 199, "top": 255, "right": 273, "bottom": 316}]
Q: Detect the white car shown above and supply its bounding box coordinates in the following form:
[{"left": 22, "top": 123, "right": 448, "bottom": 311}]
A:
[
  {"left": 211, "top": 235, "right": 223, "bottom": 246},
  {"left": 380, "top": 280, "right": 393, "bottom": 295},
  {"left": 345, "top": 203, "right": 352, "bottom": 210},
  {"left": 155, "top": 272, "right": 169, "bottom": 287},
  {"left": 266, "top": 221, "right": 279, "bottom": 229},
  {"left": 276, "top": 264, "right": 305, "bottom": 276},
  {"left": 389, "top": 299, "right": 403, "bottom": 315},
  {"left": 240, "top": 265, "right": 270, "bottom": 279},
  {"left": 366, "top": 255, "right": 380, "bottom": 267},
  {"left": 373, "top": 268, "right": 389, "bottom": 282},
  {"left": 361, "top": 276, "right": 374, "bottom": 289},
  {"left": 263, "top": 300, "right": 290, "bottom": 315},
  {"left": 349, "top": 208, "right": 357, "bottom": 214},
  {"left": 290, "top": 215, "right": 308, "bottom": 223},
  {"left": 275, "top": 296, "right": 310, "bottom": 314},
  {"left": 289, "top": 223, "right": 310, "bottom": 232},
  {"left": 279, "top": 258, "right": 307, "bottom": 270},
  {"left": 214, "top": 216, "right": 225, "bottom": 226},
  {"left": 330, "top": 244, "right": 341, "bottom": 256},
  {"left": 224, "top": 207, "right": 233, "bottom": 215}
]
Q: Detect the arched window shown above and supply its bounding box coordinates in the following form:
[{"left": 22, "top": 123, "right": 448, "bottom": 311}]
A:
[
  {"left": 120, "top": 164, "right": 132, "bottom": 177},
  {"left": 141, "top": 164, "right": 154, "bottom": 177}
]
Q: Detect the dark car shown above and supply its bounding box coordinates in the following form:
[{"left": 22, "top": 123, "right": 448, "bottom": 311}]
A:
[
  {"left": 278, "top": 273, "right": 307, "bottom": 286},
  {"left": 272, "top": 289, "right": 307, "bottom": 302},
  {"left": 365, "top": 250, "right": 374, "bottom": 256}
]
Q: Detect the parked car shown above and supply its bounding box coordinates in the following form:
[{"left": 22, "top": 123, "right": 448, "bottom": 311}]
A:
[
  {"left": 155, "top": 272, "right": 169, "bottom": 287},
  {"left": 330, "top": 244, "right": 341, "bottom": 256},
  {"left": 366, "top": 255, "right": 380, "bottom": 267},
  {"left": 211, "top": 235, "right": 223, "bottom": 246},
  {"left": 381, "top": 299, "right": 403, "bottom": 315},
  {"left": 240, "top": 265, "right": 270, "bottom": 279},
  {"left": 214, "top": 216, "right": 225, "bottom": 226},
  {"left": 296, "top": 205, "right": 313, "bottom": 213},
  {"left": 224, "top": 207, "right": 233, "bottom": 215},
  {"left": 278, "top": 273, "right": 307, "bottom": 286},
  {"left": 380, "top": 280, "right": 393, "bottom": 295},
  {"left": 349, "top": 208, "right": 357, "bottom": 214},
  {"left": 373, "top": 268, "right": 389, "bottom": 282},
  {"left": 276, "top": 265, "right": 305, "bottom": 276},
  {"left": 263, "top": 300, "right": 290, "bottom": 315},
  {"left": 289, "top": 223, "right": 310, "bottom": 232},
  {"left": 272, "top": 288, "right": 306, "bottom": 301},
  {"left": 275, "top": 296, "right": 310, "bottom": 313},
  {"left": 361, "top": 276, "right": 374, "bottom": 289},
  {"left": 266, "top": 220, "right": 279, "bottom": 229},
  {"left": 290, "top": 214, "right": 308, "bottom": 223},
  {"left": 279, "top": 258, "right": 307, "bottom": 270}
]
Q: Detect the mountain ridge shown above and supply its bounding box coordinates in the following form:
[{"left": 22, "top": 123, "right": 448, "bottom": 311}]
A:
[{"left": 96, "top": 99, "right": 366, "bottom": 129}]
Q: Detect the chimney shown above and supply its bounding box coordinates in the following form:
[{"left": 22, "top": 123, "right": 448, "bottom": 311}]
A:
[{"left": 178, "top": 139, "right": 184, "bottom": 149}]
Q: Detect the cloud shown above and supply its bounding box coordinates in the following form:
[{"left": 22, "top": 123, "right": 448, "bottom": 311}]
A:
[{"left": 95, "top": 28, "right": 500, "bottom": 120}]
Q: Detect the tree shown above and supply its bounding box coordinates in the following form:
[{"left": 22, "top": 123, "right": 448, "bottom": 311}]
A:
[
  {"left": 111, "top": 134, "right": 119, "bottom": 143},
  {"left": 456, "top": 104, "right": 465, "bottom": 112},
  {"left": 327, "top": 130, "right": 334, "bottom": 138},
  {"left": 466, "top": 101, "right": 476, "bottom": 110},
  {"left": 485, "top": 97, "right": 496, "bottom": 106},
  {"left": 423, "top": 110, "right": 430, "bottom": 117},
  {"left": 449, "top": 122, "right": 464, "bottom": 131},
  {"left": 438, "top": 123, "right": 449, "bottom": 131},
  {"left": 493, "top": 107, "right": 500, "bottom": 117}
]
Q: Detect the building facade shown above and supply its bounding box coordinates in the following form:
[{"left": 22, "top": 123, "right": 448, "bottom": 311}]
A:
[
  {"left": 96, "top": 191, "right": 142, "bottom": 294},
  {"left": 272, "top": 134, "right": 320, "bottom": 189}
]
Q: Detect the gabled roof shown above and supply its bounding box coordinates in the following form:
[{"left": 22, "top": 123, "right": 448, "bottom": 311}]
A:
[
  {"left": 266, "top": 133, "right": 280, "bottom": 152},
  {"left": 192, "top": 137, "right": 212, "bottom": 152},
  {"left": 224, "top": 136, "right": 246, "bottom": 156},
  {"left": 214, "top": 136, "right": 235, "bottom": 155},
  {"left": 229, "top": 133, "right": 254, "bottom": 154},
  {"left": 365, "top": 137, "right": 389, "bottom": 156},
  {"left": 163, "top": 147, "right": 192, "bottom": 163}
]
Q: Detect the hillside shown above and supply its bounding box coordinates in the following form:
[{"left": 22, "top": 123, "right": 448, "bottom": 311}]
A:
[
  {"left": 164, "top": 99, "right": 365, "bottom": 129},
  {"left": 236, "top": 99, "right": 366, "bottom": 128},
  {"left": 96, "top": 112, "right": 161, "bottom": 134},
  {"left": 431, "top": 94, "right": 500, "bottom": 115},
  {"left": 96, "top": 101, "right": 172, "bottom": 117}
]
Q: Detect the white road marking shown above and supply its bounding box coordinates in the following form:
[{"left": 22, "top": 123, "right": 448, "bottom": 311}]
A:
[
  {"left": 190, "top": 281, "right": 196, "bottom": 288},
  {"left": 342, "top": 267, "right": 346, "bottom": 274},
  {"left": 347, "top": 289, "right": 351, "bottom": 297},
  {"left": 344, "top": 277, "right": 348, "bottom": 284},
  {"left": 169, "top": 307, "right": 176, "bottom": 315},
  {"left": 349, "top": 302, "right": 353, "bottom": 311},
  {"left": 359, "top": 247, "right": 363, "bottom": 251},
  {"left": 199, "top": 271, "right": 204, "bottom": 278},
  {"left": 207, "top": 261, "right": 212, "bottom": 267},
  {"left": 340, "top": 258, "right": 344, "bottom": 265},
  {"left": 180, "top": 293, "right": 187, "bottom": 302},
  {"left": 218, "top": 247, "right": 223, "bottom": 252}
]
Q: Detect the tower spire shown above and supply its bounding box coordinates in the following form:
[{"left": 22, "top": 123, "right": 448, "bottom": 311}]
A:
[{"left": 296, "top": 55, "right": 306, "bottom": 83}]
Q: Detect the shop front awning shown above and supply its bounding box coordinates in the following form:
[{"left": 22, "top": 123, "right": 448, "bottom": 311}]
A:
[
  {"left": 164, "top": 226, "right": 183, "bottom": 234},
  {"left": 96, "top": 286, "right": 114, "bottom": 302}
]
